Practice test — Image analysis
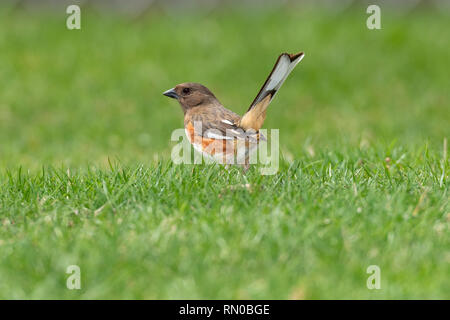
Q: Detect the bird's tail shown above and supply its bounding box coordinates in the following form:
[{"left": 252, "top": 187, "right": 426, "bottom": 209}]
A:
[{"left": 239, "top": 52, "right": 304, "bottom": 131}]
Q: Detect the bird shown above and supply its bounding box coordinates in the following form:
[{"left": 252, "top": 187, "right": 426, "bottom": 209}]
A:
[{"left": 163, "top": 52, "right": 304, "bottom": 170}]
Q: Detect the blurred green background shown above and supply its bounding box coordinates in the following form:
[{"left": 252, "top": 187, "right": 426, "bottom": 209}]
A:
[
  {"left": 0, "top": 1, "right": 449, "bottom": 299},
  {"left": 1, "top": 1, "right": 448, "bottom": 168}
]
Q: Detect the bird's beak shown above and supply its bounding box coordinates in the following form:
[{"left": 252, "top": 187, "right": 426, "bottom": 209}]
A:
[{"left": 163, "top": 88, "right": 179, "bottom": 99}]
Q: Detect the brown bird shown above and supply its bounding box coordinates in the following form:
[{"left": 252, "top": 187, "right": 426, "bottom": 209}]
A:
[{"left": 163, "top": 52, "right": 304, "bottom": 169}]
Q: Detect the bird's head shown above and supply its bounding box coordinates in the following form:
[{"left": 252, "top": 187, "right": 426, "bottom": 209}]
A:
[{"left": 163, "top": 82, "right": 218, "bottom": 112}]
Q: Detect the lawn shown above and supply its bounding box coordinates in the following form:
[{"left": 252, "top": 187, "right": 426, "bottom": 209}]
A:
[{"left": 0, "top": 5, "right": 449, "bottom": 299}]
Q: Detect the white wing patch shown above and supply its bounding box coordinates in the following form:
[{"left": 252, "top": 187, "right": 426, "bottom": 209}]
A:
[
  {"left": 221, "top": 119, "right": 234, "bottom": 125},
  {"left": 204, "top": 130, "right": 233, "bottom": 140}
]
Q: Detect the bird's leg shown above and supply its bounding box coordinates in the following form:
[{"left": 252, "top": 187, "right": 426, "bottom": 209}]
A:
[{"left": 242, "top": 157, "right": 250, "bottom": 173}]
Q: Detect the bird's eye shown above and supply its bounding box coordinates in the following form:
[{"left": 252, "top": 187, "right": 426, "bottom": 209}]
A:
[{"left": 182, "top": 88, "right": 190, "bottom": 94}]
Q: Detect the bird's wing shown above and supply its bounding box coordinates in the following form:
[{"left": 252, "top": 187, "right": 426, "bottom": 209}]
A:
[
  {"left": 189, "top": 107, "right": 262, "bottom": 142},
  {"left": 239, "top": 52, "right": 304, "bottom": 131}
]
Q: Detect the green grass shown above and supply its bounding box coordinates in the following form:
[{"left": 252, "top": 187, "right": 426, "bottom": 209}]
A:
[{"left": 0, "top": 6, "right": 449, "bottom": 299}]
